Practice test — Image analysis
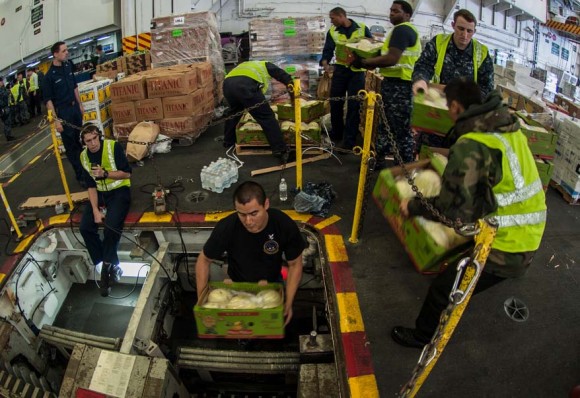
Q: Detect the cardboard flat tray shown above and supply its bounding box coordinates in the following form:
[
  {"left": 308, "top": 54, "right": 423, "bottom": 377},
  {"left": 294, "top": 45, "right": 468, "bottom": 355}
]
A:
[{"left": 20, "top": 192, "right": 89, "bottom": 209}]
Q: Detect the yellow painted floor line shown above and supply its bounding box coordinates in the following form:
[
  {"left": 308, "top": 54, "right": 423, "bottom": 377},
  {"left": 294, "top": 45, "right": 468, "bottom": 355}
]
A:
[
  {"left": 325, "top": 234, "right": 348, "bottom": 262},
  {"left": 336, "top": 292, "right": 365, "bottom": 333},
  {"left": 314, "top": 215, "right": 341, "bottom": 230},
  {"left": 349, "top": 374, "right": 379, "bottom": 398}
]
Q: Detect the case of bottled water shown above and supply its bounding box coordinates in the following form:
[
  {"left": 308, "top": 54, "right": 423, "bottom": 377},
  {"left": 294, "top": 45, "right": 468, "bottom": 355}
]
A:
[{"left": 200, "top": 157, "right": 239, "bottom": 193}]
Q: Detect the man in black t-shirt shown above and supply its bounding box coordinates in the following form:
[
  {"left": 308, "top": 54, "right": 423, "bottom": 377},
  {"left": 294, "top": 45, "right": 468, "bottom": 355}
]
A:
[{"left": 196, "top": 181, "right": 305, "bottom": 325}]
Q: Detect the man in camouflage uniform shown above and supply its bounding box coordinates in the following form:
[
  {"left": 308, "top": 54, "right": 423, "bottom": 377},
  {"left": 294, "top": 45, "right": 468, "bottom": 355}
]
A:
[
  {"left": 392, "top": 78, "right": 546, "bottom": 348},
  {"left": 412, "top": 9, "right": 494, "bottom": 148},
  {"left": 350, "top": 1, "right": 419, "bottom": 164},
  {"left": 0, "top": 79, "right": 14, "bottom": 141}
]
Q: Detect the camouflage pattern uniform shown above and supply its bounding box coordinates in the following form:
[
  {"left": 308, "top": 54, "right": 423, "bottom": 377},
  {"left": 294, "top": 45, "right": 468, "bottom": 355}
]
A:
[
  {"left": 407, "top": 91, "right": 539, "bottom": 341},
  {"left": 412, "top": 34, "right": 495, "bottom": 148},
  {"left": 378, "top": 79, "right": 414, "bottom": 163},
  {"left": 0, "top": 84, "right": 12, "bottom": 140}
]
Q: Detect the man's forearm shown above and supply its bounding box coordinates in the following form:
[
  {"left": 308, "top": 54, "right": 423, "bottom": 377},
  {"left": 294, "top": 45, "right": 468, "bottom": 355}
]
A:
[
  {"left": 284, "top": 257, "right": 303, "bottom": 307},
  {"left": 195, "top": 252, "right": 212, "bottom": 300}
]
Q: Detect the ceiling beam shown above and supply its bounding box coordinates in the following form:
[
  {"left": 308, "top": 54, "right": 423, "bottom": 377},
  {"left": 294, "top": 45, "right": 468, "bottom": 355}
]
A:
[
  {"left": 443, "top": 0, "right": 460, "bottom": 26},
  {"left": 506, "top": 8, "right": 525, "bottom": 17},
  {"left": 482, "top": 0, "right": 501, "bottom": 7},
  {"left": 517, "top": 14, "right": 535, "bottom": 22},
  {"left": 494, "top": 2, "right": 513, "bottom": 12}
]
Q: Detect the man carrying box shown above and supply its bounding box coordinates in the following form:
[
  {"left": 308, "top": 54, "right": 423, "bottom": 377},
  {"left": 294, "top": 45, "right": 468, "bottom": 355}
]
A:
[
  {"left": 320, "top": 7, "right": 372, "bottom": 151},
  {"left": 349, "top": 1, "right": 420, "bottom": 164},
  {"left": 222, "top": 61, "right": 295, "bottom": 162},
  {"left": 393, "top": 78, "right": 546, "bottom": 348},
  {"left": 196, "top": 181, "right": 305, "bottom": 325}
]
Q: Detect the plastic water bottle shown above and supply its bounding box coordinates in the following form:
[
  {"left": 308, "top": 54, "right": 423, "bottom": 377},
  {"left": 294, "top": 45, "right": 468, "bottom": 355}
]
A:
[{"left": 279, "top": 178, "right": 288, "bottom": 202}]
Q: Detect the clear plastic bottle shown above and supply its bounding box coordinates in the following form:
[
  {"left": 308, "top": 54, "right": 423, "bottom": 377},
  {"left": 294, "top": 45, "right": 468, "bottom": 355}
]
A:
[{"left": 279, "top": 178, "right": 288, "bottom": 202}]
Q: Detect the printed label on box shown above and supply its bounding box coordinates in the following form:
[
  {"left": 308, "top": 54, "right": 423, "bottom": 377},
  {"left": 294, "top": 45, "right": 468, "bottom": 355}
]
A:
[{"left": 173, "top": 16, "right": 184, "bottom": 25}]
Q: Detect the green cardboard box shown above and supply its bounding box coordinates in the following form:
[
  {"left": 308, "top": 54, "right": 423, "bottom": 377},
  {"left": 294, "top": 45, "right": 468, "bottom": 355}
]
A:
[
  {"left": 372, "top": 159, "right": 471, "bottom": 273},
  {"left": 516, "top": 112, "right": 558, "bottom": 158},
  {"left": 411, "top": 96, "right": 454, "bottom": 135},
  {"left": 277, "top": 101, "right": 325, "bottom": 122},
  {"left": 236, "top": 119, "right": 322, "bottom": 145},
  {"left": 194, "top": 281, "right": 285, "bottom": 339},
  {"left": 345, "top": 40, "right": 383, "bottom": 58},
  {"left": 534, "top": 157, "right": 554, "bottom": 187},
  {"left": 418, "top": 145, "right": 449, "bottom": 175}
]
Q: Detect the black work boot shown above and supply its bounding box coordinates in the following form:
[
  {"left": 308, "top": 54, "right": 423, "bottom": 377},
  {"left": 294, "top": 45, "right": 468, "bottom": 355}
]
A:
[
  {"left": 391, "top": 326, "right": 429, "bottom": 349},
  {"left": 100, "top": 263, "right": 111, "bottom": 297}
]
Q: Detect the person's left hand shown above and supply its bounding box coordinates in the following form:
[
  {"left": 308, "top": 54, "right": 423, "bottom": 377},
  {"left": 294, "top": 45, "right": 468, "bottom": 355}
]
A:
[
  {"left": 400, "top": 198, "right": 411, "bottom": 217},
  {"left": 347, "top": 52, "right": 364, "bottom": 69},
  {"left": 284, "top": 303, "right": 293, "bottom": 326}
]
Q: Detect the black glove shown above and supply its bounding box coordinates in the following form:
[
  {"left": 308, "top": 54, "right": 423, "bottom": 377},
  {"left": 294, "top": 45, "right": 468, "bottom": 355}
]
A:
[{"left": 351, "top": 53, "right": 364, "bottom": 69}]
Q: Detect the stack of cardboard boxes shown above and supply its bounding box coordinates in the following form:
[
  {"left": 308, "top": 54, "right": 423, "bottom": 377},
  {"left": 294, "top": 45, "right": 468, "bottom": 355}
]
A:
[
  {"left": 95, "top": 52, "right": 152, "bottom": 79},
  {"left": 552, "top": 118, "right": 580, "bottom": 203},
  {"left": 150, "top": 12, "right": 225, "bottom": 105},
  {"left": 78, "top": 79, "right": 114, "bottom": 137},
  {"left": 110, "top": 62, "right": 214, "bottom": 141}
]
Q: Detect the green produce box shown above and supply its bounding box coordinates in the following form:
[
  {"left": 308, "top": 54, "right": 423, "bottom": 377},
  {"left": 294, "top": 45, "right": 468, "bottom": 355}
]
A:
[
  {"left": 334, "top": 42, "right": 350, "bottom": 64},
  {"left": 236, "top": 120, "right": 322, "bottom": 145},
  {"left": 411, "top": 96, "right": 454, "bottom": 135},
  {"left": 418, "top": 145, "right": 449, "bottom": 176},
  {"left": 516, "top": 112, "right": 558, "bottom": 159},
  {"left": 194, "top": 281, "right": 285, "bottom": 339},
  {"left": 277, "top": 101, "right": 325, "bottom": 122},
  {"left": 372, "top": 159, "right": 471, "bottom": 274},
  {"left": 534, "top": 157, "right": 554, "bottom": 188}
]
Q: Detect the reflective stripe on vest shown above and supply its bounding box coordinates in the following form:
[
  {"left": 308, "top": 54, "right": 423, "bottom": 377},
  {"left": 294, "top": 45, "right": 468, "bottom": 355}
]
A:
[
  {"left": 433, "top": 34, "right": 488, "bottom": 84},
  {"left": 226, "top": 61, "right": 270, "bottom": 94},
  {"left": 80, "top": 140, "right": 131, "bottom": 191},
  {"left": 459, "top": 130, "right": 546, "bottom": 253},
  {"left": 330, "top": 23, "right": 367, "bottom": 72},
  {"left": 379, "top": 22, "right": 421, "bottom": 80}
]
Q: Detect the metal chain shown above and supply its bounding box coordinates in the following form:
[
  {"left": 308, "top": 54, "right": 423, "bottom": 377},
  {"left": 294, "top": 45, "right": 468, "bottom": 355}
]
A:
[{"left": 375, "top": 96, "right": 466, "bottom": 231}]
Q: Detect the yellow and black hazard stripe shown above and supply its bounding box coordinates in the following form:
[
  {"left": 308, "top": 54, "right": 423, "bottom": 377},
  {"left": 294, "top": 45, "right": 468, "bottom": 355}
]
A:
[
  {"left": 122, "top": 33, "right": 152, "bottom": 53},
  {"left": 543, "top": 19, "right": 580, "bottom": 37}
]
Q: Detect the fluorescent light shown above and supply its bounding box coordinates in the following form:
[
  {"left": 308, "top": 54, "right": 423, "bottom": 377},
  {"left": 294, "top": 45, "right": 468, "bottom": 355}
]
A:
[
  {"left": 97, "top": 36, "right": 110, "bottom": 41},
  {"left": 69, "top": 46, "right": 77, "bottom": 50},
  {"left": 27, "top": 61, "right": 40, "bottom": 68},
  {"left": 79, "top": 38, "right": 93, "bottom": 45},
  {"left": 8, "top": 70, "right": 16, "bottom": 76},
  {"left": 48, "top": 55, "right": 54, "bottom": 59},
  {"left": 96, "top": 261, "right": 150, "bottom": 278}
]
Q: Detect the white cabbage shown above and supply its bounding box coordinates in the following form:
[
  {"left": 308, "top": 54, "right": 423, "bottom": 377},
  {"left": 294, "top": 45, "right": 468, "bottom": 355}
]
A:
[
  {"left": 202, "top": 302, "right": 223, "bottom": 309},
  {"left": 257, "top": 289, "right": 282, "bottom": 308},
  {"left": 417, "top": 217, "right": 451, "bottom": 248},
  {"left": 414, "top": 169, "right": 442, "bottom": 198},
  {"left": 396, "top": 179, "right": 416, "bottom": 199},
  {"left": 432, "top": 152, "right": 449, "bottom": 169},
  {"left": 207, "top": 288, "right": 233, "bottom": 304},
  {"left": 226, "top": 295, "right": 257, "bottom": 309}
]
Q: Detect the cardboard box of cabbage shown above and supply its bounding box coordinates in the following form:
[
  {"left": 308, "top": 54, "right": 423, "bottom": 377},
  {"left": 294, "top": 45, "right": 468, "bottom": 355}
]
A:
[
  {"left": 372, "top": 153, "right": 472, "bottom": 274},
  {"left": 194, "top": 282, "right": 285, "bottom": 338},
  {"left": 411, "top": 84, "right": 454, "bottom": 135}
]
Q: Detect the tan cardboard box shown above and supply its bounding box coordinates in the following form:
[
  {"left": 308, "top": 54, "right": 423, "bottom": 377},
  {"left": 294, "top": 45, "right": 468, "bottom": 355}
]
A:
[
  {"left": 146, "top": 70, "right": 198, "bottom": 98},
  {"left": 111, "top": 102, "right": 137, "bottom": 124},
  {"left": 158, "top": 114, "right": 210, "bottom": 137},
  {"left": 113, "top": 121, "right": 139, "bottom": 141},
  {"left": 193, "top": 62, "right": 213, "bottom": 87},
  {"left": 162, "top": 94, "right": 196, "bottom": 118},
  {"left": 134, "top": 98, "right": 164, "bottom": 122},
  {"left": 110, "top": 75, "right": 147, "bottom": 102}
]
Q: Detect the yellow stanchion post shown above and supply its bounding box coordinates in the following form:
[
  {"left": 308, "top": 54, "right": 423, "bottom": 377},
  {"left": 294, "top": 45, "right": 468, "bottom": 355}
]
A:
[
  {"left": 349, "top": 90, "right": 377, "bottom": 244},
  {"left": 401, "top": 218, "right": 497, "bottom": 397},
  {"left": 0, "top": 183, "right": 23, "bottom": 239},
  {"left": 292, "top": 78, "right": 303, "bottom": 190},
  {"left": 47, "top": 110, "right": 75, "bottom": 211}
]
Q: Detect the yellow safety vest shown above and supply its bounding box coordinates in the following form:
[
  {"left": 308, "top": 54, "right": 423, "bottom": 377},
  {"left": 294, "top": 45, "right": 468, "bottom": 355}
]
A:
[
  {"left": 460, "top": 131, "right": 546, "bottom": 253},
  {"left": 28, "top": 73, "right": 38, "bottom": 92},
  {"left": 226, "top": 61, "right": 271, "bottom": 94},
  {"left": 80, "top": 139, "right": 131, "bottom": 192},
  {"left": 10, "top": 83, "right": 27, "bottom": 104},
  {"left": 330, "top": 23, "right": 367, "bottom": 72},
  {"left": 379, "top": 22, "right": 421, "bottom": 81},
  {"left": 433, "top": 34, "right": 488, "bottom": 83}
]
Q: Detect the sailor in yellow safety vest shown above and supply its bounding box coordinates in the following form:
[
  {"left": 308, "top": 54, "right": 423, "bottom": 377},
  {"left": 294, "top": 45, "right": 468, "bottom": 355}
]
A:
[
  {"left": 79, "top": 124, "right": 132, "bottom": 297},
  {"left": 320, "top": 7, "right": 373, "bottom": 150},
  {"left": 393, "top": 77, "right": 546, "bottom": 349},
  {"left": 26, "top": 69, "right": 41, "bottom": 117},
  {"left": 412, "top": 9, "right": 494, "bottom": 99},
  {"left": 348, "top": 1, "right": 420, "bottom": 164}
]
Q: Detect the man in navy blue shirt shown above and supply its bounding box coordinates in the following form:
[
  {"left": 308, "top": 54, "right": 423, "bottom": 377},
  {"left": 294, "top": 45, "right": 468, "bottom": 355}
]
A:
[
  {"left": 320, "top": 7, "right": 372, "bottom": 150},
  {"left": 43, "top": 41, "right": 85, "bottom": 187}
]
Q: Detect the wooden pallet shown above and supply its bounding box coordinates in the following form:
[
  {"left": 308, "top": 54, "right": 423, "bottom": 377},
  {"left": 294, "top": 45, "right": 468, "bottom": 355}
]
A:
[
  {"left": 550, "top": 180, "right": 579, "bottom": 205},
  {"left": 235, "top": 144, "right": 323, "bottom": 156}
]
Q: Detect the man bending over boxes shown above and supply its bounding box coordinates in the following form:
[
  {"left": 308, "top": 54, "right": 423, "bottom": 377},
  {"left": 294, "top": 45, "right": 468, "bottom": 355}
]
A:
[
  {"left": 196, "top": 181, "right": 306, "bottom": 325},
  {"left": 393, "top": 78, "right": 546, "bottom": 348},
  {"left": 222, "top": 61, "right": 295, "bottom": 163}
]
